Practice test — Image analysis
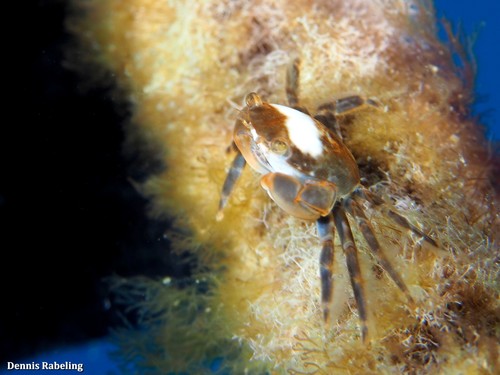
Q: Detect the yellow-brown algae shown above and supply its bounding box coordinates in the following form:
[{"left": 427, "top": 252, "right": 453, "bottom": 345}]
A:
[{"left": 69, "top": 1, "right": 499, "bottom": 373}]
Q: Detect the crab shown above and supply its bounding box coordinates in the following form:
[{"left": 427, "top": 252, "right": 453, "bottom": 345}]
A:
[{"left": 217, "top": 59, "right": 436, "bottom": 342}]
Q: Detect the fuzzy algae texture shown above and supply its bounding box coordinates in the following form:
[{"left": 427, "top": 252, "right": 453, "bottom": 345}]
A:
[{"left": 70, "top": 0, "right": 499, "bottom": 373}]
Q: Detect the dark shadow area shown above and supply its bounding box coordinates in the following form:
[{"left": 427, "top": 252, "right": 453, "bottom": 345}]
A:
[{"left": 0, "top": 0, "right": 187, "bottom": 362}]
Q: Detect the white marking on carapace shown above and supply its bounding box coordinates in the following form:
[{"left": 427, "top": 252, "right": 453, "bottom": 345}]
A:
[
  {"left": 265, "top": 151, "right": 307, "bottom": 179},
  {"left": 250, "top": 127, "right": 259, "bottom": 141},
  {"left": 272, "top": 104, "right": 323, "bottom": 157}
]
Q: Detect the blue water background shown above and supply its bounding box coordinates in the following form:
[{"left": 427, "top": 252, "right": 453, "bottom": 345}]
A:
[{"left": 437, "top": 0, "right": 500, "bottom": 140}]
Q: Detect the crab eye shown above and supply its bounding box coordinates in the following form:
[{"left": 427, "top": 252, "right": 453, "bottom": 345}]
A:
[
  {"left": 245, "top": 92, "right": 263, "bottom": 108},
  {"left": 271, "top": 139, "right": 289, "bottom": 155}
]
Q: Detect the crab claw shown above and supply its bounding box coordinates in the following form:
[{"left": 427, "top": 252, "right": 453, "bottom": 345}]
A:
[{"left": 260, "top": 173, "right": 337, "bottom": 220}]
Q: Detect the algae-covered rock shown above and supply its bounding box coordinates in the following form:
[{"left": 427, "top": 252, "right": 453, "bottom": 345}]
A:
[{"left": 69, "top": 1, "right": 498, "bottom": 373}]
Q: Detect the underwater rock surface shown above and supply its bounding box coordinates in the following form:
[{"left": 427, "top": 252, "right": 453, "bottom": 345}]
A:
[{"left": 70, "top": 0, "right": 498, "bottom": 373}]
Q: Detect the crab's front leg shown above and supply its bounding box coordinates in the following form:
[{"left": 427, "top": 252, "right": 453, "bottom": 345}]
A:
[
  {"left": 317, "top": 213, "right": 336, "bottom": 323},
  {"left": 216, "top": 149, "right": 246, "bottom": 221},
  {"left": 260, "top": 173, "right": 337, "bottom": 221}
]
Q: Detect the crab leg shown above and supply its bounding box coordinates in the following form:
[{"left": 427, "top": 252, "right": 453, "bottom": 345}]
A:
[
  {"left": 314, "top": 96, "right": 379, "bottom": 139},
  {"left": 314, "top": 110, "right": 342, "bottom": 139},
  {"left": 216, "top": 150, "right": 246, "bottom": 220},
  {"left": 318, "top": 95, "right": 380, "bottom": 116},
  {"left": 387, "top": 210, "right": 438, "bottom": 247},
  {"left": 316, "top": 213, "right": 336, "bottom": 323},
  {"left": 333, "top": 206, "right": 369, "bottom": 343},
  {"left": 357, "top": 188, "right": 437, "bottom": 247},
  {"left": 286, "top": 58, "right": 300, "bottom": 108},
  {"left": 346, "top": 198, "right": 414, "bottom": 304},
  {"left": 285, "top": 58, "right": 310, "bottom": 114}
]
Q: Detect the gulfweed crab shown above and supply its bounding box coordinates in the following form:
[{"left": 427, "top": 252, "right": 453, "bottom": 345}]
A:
[{"left": 217, "top": 59, "right": 436, "bottom": 342}]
